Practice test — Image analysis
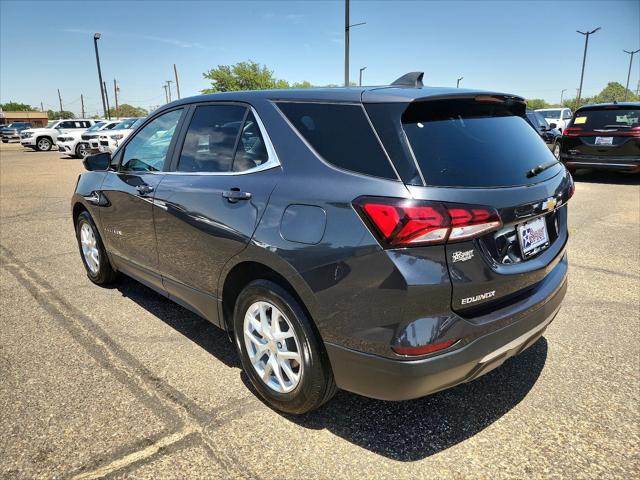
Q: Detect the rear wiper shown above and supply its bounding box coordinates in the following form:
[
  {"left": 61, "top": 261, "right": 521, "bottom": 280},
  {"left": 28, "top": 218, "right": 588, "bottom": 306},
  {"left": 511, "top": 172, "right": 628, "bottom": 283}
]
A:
[{"left": 527, "top": 160, "right": 560, "bottom": 178}]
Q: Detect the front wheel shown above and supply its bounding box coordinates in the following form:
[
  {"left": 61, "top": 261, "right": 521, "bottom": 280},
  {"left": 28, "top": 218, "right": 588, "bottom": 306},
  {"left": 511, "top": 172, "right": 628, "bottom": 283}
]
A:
[
  {"left": 36, "top": 137, "right": 52, "bottom": 151},
  {"left": 233, "top": 280, "right": 336, "bottom": 414},
  {"left": 75, "top": 211, "right": 118, "bottom": 285},
  {"left": 76, "top": 143, "right": 89, "bottom": 159}
]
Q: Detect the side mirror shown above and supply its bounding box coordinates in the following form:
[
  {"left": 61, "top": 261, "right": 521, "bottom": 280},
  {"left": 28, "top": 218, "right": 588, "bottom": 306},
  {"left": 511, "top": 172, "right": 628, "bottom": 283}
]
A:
[
  {"left": 549, "top": 123, "right": 557, "bottom": 129},
  {"left": 83, "top": 152, "right": 111, "bottom": 171}
]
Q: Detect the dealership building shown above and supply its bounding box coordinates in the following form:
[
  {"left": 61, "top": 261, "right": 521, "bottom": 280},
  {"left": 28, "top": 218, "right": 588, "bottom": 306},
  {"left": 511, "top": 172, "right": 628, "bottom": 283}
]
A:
[{"left": 0, "top": 110, "right": 49, "bottom": 127}]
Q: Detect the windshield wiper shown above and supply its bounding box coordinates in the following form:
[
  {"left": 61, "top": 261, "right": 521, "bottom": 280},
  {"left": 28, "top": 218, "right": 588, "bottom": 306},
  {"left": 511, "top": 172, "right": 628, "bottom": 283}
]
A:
[{"left": 527, "top": 160, "right": 560, "bottom": 178}]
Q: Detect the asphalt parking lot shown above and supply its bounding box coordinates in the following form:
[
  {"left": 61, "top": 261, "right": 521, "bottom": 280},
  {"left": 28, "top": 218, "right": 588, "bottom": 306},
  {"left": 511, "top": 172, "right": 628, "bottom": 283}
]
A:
[{"left": 0, "top": 141, "right": 638, "bottom": 479}]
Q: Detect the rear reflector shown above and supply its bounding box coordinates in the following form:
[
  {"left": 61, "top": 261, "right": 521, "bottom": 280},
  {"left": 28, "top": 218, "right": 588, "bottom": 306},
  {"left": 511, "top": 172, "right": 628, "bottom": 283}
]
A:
[
  {"left": 392, "top": 338, "right": 458, "bottom": 356},
  {"left": 355, "top": 197, "right": 502, "bottom": 247}
]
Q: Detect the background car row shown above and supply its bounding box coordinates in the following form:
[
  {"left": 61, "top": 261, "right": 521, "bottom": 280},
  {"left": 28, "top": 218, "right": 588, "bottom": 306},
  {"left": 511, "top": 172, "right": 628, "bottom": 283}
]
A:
[{"left": 17, "top": 116, "right": 145, "bottom": 157}]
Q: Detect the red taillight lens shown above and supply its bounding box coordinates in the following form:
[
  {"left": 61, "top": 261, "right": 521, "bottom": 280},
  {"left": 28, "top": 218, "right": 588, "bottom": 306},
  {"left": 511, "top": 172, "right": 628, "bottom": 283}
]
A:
[
  {"left": 563, "top": 127, "right": 583, "bottom": 136},
  {"left": 392, "top": 338, "right": 458, "bottom": 356},
  {"left": 355, "top": 197, "right": 502, "bottom": 247}
]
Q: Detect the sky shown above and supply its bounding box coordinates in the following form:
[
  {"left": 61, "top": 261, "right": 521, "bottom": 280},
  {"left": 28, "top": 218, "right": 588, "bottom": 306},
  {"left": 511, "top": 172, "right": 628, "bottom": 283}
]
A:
[{"left": 1, "top": 0, "right": 639, "bottom": 116}]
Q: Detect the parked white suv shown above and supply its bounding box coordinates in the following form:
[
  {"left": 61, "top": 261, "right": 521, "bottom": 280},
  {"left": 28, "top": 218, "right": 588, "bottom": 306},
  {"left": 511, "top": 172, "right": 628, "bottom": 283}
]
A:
[
  {"left": 535, "top": 108, "right": 573, "bottom": 133},
  {"left": 57, "top": 120, "right": 120, "bottom": 158},
  {"left": 21, "top": 119, "right": 96, "bottom": 151},
  {"left": 98, "top": 117, "right": 144, "bottom": 154}
]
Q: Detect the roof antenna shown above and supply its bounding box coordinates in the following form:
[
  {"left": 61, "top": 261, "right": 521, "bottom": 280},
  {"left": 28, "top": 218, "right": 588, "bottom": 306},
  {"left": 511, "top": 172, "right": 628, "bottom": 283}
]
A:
[{"left": 391, "top": 72, "right": 424, "bottom": 88}]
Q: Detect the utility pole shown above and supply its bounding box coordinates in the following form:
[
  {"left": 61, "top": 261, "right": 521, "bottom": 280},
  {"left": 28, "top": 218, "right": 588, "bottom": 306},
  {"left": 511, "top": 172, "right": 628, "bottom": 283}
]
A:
[
  {"left": 173, "top": 64, "right": 181, "bottom": 99},
  {"left": 57, "top": 89, "right": 63, "bottom": 115},
  {"left": 163, "top": 84, "right": 169, "bottom": 103},
  {"left": 576, "top": 27, "right": 600, "bottom": 105},
  {"left": 344, "top": 0, "right": 365, "bottom": 87},
  {"left": 623, "top": 49, "right": 640, "bottom": 101},
  {"left": 113, "top": 79, "right": 119, "bottom": 117},
  {"left": 81, "top": 94, "right": 85, "bottom": 118},
  {"left": 40, "top": 102, "right": 44, "bottom": 112},
  {"left": 359, "top": 66, "right": 367, "bottom": 86},
  {"left": 560, "top": 89, "right": 567, "bottom": 105},
  {"left": 166, "top": 80, "right": 173, "bottom": 102},
  {"left": 457, "top": 76, "right": 464, "bottom": 88},
  {"left": 103, "top": 81, "right": 111, "bottom": 120},
  {"left": 93, "top": 33, "right": 107, "bottom": 118},
  {"left": 636, "top": 79, "right": 640, "bottom": 96}
]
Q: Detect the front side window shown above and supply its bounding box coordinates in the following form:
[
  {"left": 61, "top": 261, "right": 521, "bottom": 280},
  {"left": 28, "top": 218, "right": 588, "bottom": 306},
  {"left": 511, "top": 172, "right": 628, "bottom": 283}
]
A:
[
  {"left": 177, "top": 105, "right": 245, "bottom": 173},
  {"left": 277, "top": 102, "right": 396, "bottom": 179},
  {"left": 121, "top": 109, "right": 182, "bottom": 172}
]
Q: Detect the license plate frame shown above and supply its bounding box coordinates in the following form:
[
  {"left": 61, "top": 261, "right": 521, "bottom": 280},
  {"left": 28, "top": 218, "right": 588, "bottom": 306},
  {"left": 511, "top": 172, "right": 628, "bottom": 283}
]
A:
[
  {"left": 517, "top": 216, "right": 550, "bottom": 258},
  {"left": 594, "top": 136, "right": 614, "bottom": 146}
]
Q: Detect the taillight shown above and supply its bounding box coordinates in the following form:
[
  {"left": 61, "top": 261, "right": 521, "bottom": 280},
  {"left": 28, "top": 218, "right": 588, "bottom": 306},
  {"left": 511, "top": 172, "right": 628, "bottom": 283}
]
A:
[
  {"left": 392, "top": 338, "right": 459, "bottom": 356},
  {"left": 355, "top": 197, "right": 502, "bottom": 247},
  {"left": 568, "top": 172, "right": 575, "bottom": 199},
  {"left": 563, "top": 127, "right": 583, "bottom": 136}
]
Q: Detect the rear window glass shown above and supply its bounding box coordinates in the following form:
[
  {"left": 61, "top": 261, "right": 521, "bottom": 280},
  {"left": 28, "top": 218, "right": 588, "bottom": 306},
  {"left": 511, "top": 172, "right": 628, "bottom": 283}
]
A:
[
  {"left": 277, "top": 102, "right": 397, "bottom": 180},
  {"left": 571, "top": 107, "right": 639, "bottom": 130},
  {"left": 402, "top": 100, "right": 561, "bottom": 187}
]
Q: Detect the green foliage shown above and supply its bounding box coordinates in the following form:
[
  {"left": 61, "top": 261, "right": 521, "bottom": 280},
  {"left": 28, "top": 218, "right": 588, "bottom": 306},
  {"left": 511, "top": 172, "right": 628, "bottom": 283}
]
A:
[
  {"left": 47, "top": 110, "right": 75, "bottom": 119},
  {"left": 526, "top": 98, "right": 552, "bottom": 110},
  {"left": 0, "top": 101, "right": 36, "bottom": 111},
  {"left": 108, "top": 104, "right": 147, "bottom": 118},
  {"left": 562, "top": 82, "right": 639, "bottom": 111},
  {"left": 202, "top": 60, "right": 315, "bottom": 93}
]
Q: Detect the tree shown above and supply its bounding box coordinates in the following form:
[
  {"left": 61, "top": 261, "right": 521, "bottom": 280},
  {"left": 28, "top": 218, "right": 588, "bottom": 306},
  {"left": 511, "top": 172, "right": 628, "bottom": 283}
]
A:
[
  {"left": 202, "top": 60, "right": 314, "bottom": 93},
  {"left": 47, "top": 110, "right": 75, "bottom": 119},
  {"left": 1, "top": 101, "right": 36, "bottom": 111},
  {"left": 562, "top": 82, "right": 639, "bottom": 111},
  {"left": 108, "top": 104, "right": 147, "bottom": 118},
  {"left": 526, "top": 98, "right": 552, "bottom": 110}
]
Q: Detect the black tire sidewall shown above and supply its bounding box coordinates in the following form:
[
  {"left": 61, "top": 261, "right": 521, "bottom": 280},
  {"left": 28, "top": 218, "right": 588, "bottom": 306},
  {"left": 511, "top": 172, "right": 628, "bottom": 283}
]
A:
[
  {"left": 76, "top": 143, "right": 88, "bottom": 159},
  {"left": 233, "top": 280, "right": 330, "bottom": 414},
  {"left": 75, "top": 211, "right": 114, "bottom": 284}
]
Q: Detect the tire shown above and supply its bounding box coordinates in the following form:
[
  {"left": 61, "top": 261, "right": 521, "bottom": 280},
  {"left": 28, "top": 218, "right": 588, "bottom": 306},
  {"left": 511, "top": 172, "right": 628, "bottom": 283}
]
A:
[
  {"left": 553, "top": 142, "right": 561, "bottom": 159},
  {"left": 1, "top": 140, "right": 7, "bottom": 143},
  {"left": 233, "top": 280, "right": 336, "bottom": 414},
  {"left": 75, "top": 143, "right": 89, "bottom": 159},
  {"left": 35, "top": 137, "right": 52, "bottom": 152},
  {"left": 75, "top": 211, "right": 118, "bottom": 285}
]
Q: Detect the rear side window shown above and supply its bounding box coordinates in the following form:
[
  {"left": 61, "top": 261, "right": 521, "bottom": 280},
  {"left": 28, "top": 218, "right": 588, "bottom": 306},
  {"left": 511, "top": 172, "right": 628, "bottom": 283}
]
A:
[
  {"left": 571, "top": 107, "right": 639, "bottom": 130},
  {"left": 402, "top": 100, "right": 560, "bottom": 187},
  {"left": 277, "top": 102, "right": 397, "bottom": 180}
]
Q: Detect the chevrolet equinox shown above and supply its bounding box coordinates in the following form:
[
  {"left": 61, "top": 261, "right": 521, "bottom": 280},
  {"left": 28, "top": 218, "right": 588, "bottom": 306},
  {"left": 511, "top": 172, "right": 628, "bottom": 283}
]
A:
[{"left": 72, "top": 73, "right": 572, "bottom": 414}]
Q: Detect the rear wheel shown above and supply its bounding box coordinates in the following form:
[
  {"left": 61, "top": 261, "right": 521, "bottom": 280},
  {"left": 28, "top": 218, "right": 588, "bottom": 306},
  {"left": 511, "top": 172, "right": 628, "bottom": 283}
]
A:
[
  {"left": 553, "top": 142, "right": 561, "bottom": 159},
  {"left": 233, "top": 280, "right": 336, "bottom": 414},
  {"left": 36, "top": 137, "right": 52, "bottom": 152},
  {"left": 75, "top": 211, "right": 118, "bottom": 285}
]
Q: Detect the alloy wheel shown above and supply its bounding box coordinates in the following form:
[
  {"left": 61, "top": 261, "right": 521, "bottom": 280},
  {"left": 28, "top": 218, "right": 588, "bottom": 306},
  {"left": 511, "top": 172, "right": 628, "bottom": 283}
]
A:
[
  {"left": 243, "top": 301, "right": 303, "bottom": 393},
  {"left": 37, "top": 138, "right": 51, "bottom": 151},
  {"left": 80, "top": 222, "right": 100, "bottom": 274}
]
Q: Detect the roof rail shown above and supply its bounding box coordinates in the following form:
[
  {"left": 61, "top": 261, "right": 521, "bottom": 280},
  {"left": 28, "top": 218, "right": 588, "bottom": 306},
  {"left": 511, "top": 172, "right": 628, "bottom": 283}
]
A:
[{"left": 391, "top": 72, "right": 424, "bottom": 88}]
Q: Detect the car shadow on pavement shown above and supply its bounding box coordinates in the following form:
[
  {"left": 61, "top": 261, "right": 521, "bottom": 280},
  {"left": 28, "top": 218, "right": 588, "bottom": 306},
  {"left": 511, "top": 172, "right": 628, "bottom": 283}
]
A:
[
  {"left": 115, "top": 276, "right": 240, "bottom": 369},
  {"left": 283, "top": 337, "right": 548, "bottom": 461},
  {"left": 572, "top": 169, "right": 639, "bottom": 185},
  {"left": 114, "top": 276, "right": 547, "bottom": 462}
]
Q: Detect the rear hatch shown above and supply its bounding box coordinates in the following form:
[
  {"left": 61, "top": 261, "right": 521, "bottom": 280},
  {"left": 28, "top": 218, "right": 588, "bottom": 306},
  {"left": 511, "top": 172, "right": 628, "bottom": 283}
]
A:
[
  {"left": 562, "top": 105, "right": 640, "bottom": 160},
  {"left": 365, "top": 94, "right": 573, "bottom": 316}
]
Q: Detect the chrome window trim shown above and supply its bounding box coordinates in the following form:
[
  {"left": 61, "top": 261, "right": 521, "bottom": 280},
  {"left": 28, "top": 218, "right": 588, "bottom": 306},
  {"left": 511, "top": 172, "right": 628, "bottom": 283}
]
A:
[{"left": 164, "top": 106, "right": 281, "bottom": 176}]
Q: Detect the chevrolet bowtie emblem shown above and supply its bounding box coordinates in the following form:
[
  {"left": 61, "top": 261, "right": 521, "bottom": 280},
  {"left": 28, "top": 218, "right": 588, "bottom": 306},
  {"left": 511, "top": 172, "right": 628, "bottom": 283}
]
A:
[{"left": 542, "top": 197, "right": 557, "bottom": 211}]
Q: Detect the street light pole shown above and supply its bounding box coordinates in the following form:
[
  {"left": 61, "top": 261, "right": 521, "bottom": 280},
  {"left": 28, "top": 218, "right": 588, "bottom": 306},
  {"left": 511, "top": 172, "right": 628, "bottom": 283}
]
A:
[
  {"left": 359, "top": 66, "right": 367, "bottom": 86},
  {"left": 93, "top": 33, "right": 107, "bottom": 118},
  {"left": 560, "top": 89, "right": 567, "bottom": 105},
  {"left": 344, "top": 0, "right": 365, "bottom": 87},
  {"left": 623, "top": 49, "right": 640, "bottom": 101},
  {"left": 457, "top": 76, "right": 464, "bottom": 88},
  {"left": 166, "top": 80, "right": 173, "bottom": 102},
  {"left": 163, "top": 84, "right": 169, "bottom": 104},
  {"left": 173, "top": 64, "right": 181, "bottom": 99},
  {"left": 103, "top": 81, "right": 111, "bottom": 120},
  {"left": 576, "top": 27, "right": 600, "bottom": 105}
]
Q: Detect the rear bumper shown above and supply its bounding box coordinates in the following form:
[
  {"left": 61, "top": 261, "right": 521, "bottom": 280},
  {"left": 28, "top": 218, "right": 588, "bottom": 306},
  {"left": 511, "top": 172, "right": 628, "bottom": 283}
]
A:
[
  {"left": 562, "top": 155, "right": 640, "bottom": 173},
  {"left": 325, "top": 255, "right": 567, "bottom": 401}
]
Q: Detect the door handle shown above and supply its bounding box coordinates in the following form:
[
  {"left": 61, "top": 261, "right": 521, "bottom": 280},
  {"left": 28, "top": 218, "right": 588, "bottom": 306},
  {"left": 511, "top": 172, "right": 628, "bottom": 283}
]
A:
[
  {"left": 222, "top": 189, "right": 252, "bottom": 203},
  {"left": 136, "top": 184, "right": 154, "bottom": 195}
]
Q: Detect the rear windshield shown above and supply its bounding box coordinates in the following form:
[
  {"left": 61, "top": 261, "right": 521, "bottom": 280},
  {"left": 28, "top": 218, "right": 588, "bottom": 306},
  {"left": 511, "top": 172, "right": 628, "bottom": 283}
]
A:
[
  {"left": 276, "top": 102, "right": 397, "bottom": 180},
  {"left": 571, "top": 107, "right": 639, "bottom": 131},
  {"left": 401, "top": 100, "right": 561, "bottom": 187}
]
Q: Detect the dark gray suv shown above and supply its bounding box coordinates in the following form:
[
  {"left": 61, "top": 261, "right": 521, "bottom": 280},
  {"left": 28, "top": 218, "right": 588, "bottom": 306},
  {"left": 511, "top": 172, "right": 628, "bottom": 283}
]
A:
[{"left": 72, "top": 74, "right": 572, "bottom": 414}]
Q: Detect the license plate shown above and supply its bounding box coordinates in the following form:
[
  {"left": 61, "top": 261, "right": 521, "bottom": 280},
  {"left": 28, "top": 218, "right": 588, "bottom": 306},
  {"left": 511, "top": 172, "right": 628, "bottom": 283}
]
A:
[
  {"left": 517, "top": 217, "right": 549, "bottom": 258},
  {"left": 595, "top": 136, "right": 613, "bottom": 145}
]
